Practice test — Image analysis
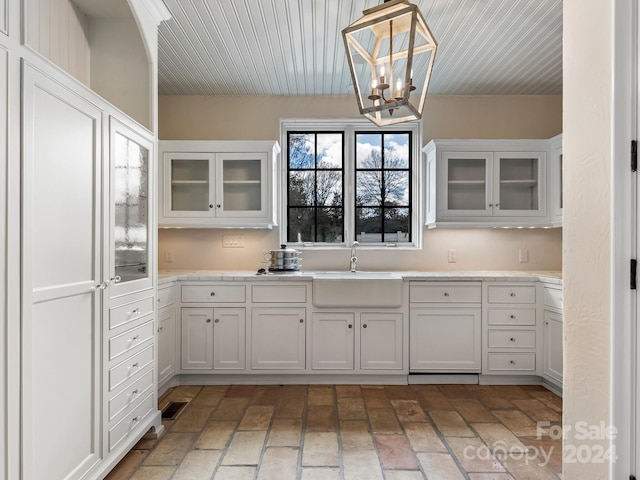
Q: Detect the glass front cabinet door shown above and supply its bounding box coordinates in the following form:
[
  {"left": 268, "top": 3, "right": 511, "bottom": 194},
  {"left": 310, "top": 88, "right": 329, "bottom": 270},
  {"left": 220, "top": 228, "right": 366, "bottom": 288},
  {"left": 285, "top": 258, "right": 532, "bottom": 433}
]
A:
[
  {"left": 159, "top": 141, "right": 279, "bottom": 228},
  {"left": 109, "top": 117, "right": 154, "bottom": 298}
]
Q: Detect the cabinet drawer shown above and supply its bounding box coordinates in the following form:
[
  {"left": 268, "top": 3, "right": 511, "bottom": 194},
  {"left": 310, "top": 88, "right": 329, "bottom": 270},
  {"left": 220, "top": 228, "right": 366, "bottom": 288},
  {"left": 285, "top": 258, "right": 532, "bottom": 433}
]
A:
[
  {"left": 486, "top": 353, "right": 536, "bottom": 372},
  {"left": 109, "top": 320, "right": 155, "bottom": 361},
  {"left": 252, "top": 284, "right": 307, "bottom": 303},
  {"left": 108, "top": 370, "right": 154, "bottom": 422},
  {"left": 487, "top": 285, "right": 536, "bottom": 304},
  {"left": 543, "top": 286, "right": 563, "bottom": 310},
  {"left": 181, "top": 284, "right": 246, "bottom": 303},
  {"left": 108, "top": 392, "right": 155, "bottom": 451},
  {"left": 487, "top": 330, "right": 536, "bottom": 348},
  {"left": 110, "top": 297, "right": 154, "bottom": 330},
  {"left": 410, "top": 282, "right": 481, "bottom": 303},
  {"left": 157, "top": 285, "right": 175, "bottom": 308},
  {"left": 487, "top": 308, "right": 536, "bottom": 326},
  {"left": 109, "top": 345, "right": 154, "bottom": 392}
]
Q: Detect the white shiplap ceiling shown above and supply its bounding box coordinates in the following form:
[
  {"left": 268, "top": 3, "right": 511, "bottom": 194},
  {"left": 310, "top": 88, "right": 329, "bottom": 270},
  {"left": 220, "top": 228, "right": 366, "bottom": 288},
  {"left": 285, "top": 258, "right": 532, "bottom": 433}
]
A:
[{"left": 158, "top": 0, "right": 562, "bottom": 96}]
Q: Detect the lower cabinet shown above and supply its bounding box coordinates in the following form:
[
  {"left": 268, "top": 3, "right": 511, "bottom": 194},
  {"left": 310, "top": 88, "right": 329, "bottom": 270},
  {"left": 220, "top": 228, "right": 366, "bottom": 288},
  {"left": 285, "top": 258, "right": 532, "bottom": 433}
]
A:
[
  {"left": 181, "top": 307, "right": 245, "bottom": 371},
  {"left": 251, "top": 307, "right": 306, "bottom": 369},
  {"left": 311, "top": 311, "right": 403, "bottom": 371},
  {"left": 542, "top": 310, "right": 563, "bottom": 384},
  {"left": 409, "top": 308, "right": 481, "bottom": 372},
  {"left": 157, "top": 306, "right": 176, "bottom": 387}
]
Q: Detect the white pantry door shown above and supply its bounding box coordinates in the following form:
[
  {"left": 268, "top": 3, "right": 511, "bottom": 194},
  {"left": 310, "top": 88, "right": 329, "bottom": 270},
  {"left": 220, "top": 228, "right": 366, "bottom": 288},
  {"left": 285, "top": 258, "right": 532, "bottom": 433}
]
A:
[{"left": 21, "top": 62, "right": 103, "bottom": 480}]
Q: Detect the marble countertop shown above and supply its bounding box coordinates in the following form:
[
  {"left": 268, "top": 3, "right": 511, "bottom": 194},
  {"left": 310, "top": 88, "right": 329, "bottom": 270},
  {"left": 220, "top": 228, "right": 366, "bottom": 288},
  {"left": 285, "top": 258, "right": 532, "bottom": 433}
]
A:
[{"left": 158, "top": 270, "right": 562, "bottom": 285}]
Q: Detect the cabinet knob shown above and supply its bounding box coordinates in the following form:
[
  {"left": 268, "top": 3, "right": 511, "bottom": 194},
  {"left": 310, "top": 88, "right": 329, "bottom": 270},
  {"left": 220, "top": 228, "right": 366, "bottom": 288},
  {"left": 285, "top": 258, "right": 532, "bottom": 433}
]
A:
[
  {"left": 157, "top": 326, "right": 163, "bottom": 332},
  {"left": 131, "top": 335, "right": 140, "bottom": 343},
  {"left": 489, "top": 203, "right": 493, "bottom": 207},
  {"left": 545, "top": 321, "right": 549, "bottom": 326},
  {"left": 444, "top": 292, "right": 450, "bottom": 297},
  {"left": 348, "top": 324, "right": 353, "bottom": 329},
  {"left": 210, "top": 292, "right": 216, "bottom": 296},
  {"left": 214, "top": 318, "right": 220, "bottom": 323},
  {"left": 509, "top": 360, "right": 516, "bottom": 365},
  {"left": 217, "top": 204, "right": 221, "bottom": 208},
  {"left": 206, "top": 318, "right": 212, "bottom": 323},
  {"left": 496, "top": 203, "right": 500, "bottom": 207},
  {"left": 131, "top": 389, "right": 139, "bottom": 397},
  {"left": 510, "top": 314, "right": 515, "bottom": 319},
  {"left": 510, "top": 292, "right": 516, "bottom": 297},
  {"left": 209, "top": 204, "right": 214, "bottom": 209},
  {"left": 510, "top": 337, "right": 516, "bottom": 342},
  {"left": 131, "top": 362, "right": 139, "bottom": 369},
  {"left": 363, "top": 324, "right": 367, "bottom": 329},
  {"left": 132, "top": 416, "right": 140, "bottom": 423},
  {"left": 299, "top": 318, "right": 304, "bottom": 323}
]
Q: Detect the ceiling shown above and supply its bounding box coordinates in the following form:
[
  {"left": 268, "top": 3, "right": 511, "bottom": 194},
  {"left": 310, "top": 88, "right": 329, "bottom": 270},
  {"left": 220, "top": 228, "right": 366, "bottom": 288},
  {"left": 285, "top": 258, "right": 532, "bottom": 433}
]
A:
[{"left": 157, "top": 0, "right": 562, "bottom": 97}]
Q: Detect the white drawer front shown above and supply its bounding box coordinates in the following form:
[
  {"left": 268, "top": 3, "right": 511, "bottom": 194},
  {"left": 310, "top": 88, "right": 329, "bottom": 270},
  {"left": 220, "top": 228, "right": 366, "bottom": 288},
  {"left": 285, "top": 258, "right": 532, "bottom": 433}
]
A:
[
  {"left": 108, "top": 370, "right": 154, "bottom": 422},
  {"left": 252, "top": 284, "right": 307, "bottom": 303},
  {"left": 181, "top": 284, "right": 246, "bottom": 303},
  {"left": 109, "top": 345, "right": 154, "bottom": 392},
  {"left": 543, "top": 286, "right": 563, "bottom": 310},
  {"left": 487, "top": 353, "right": 536, "bottom": 371},
  {"left": 487, "top": 308, "right": 536, "bottom": 326},
  {"left": 410, "top": 282, "right": 481, "bottom": 303},
  {"left": 109, "top": 320, "right": 155, "bottom": 361},
  {"left": 108, "top": 393, "right": 155, "bottom": 451},
  {"left": 157, "top": 285, "right": 175, "bottom": 308},
  {"left": 487, "top": 330, "right": 536, "bottom": 348},
  {"left": 487, "top": 285, "right": 536, "bottom": 304},
  {"left": 110, "top": 297, "right": 154, "bottom": 330}
]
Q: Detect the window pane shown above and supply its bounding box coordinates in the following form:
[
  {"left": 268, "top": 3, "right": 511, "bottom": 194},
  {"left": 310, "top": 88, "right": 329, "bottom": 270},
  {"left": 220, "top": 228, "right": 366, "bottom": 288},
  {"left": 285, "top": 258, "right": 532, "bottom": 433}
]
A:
[
  {"left": 356, "top": 171, "right": 382, "bottom": 206},
  {"left": 316, "top": 170, "right": 342, "bottom": 206},
  {"left": 384, "top": 133, "right": 410, "bottom": 169},
  {"left": 356, "top": 207, "right": 382, "bottom": 243},
  {"left": 288, "top": 207, "right": 315, "bottom": 242},
  {"left": 385, "top": 207, "right": 410, "bottom": 242},
  {"left": 383, "top": 170, "right": 409, "bottom": 206},
  {"left": 317, "top": 208, "right": 344, "bottom": 242},
  {"left": 356, "top": 134, "right": 382, "bottom": 168},
  {"left": 289, "top": 133, "right": 315, "bottom": 168},
  {"left": 289, "top": 171, "right": 315, "bottom": 206},
  {"left": 317, "top": 133, "right": 343, "bottom": 168}
]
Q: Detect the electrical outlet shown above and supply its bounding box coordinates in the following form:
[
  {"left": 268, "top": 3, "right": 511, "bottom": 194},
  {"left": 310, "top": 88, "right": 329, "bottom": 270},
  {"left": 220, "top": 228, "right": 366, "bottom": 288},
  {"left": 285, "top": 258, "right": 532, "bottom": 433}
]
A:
[
  {"left": 165, "top": 249, "right": 174, "bottom": 263},
  {"left": 448, "top": 249, "right": 457, "bottom": 263},
  {"left": 222, "top": 235, "right": 245, "bottom": 248},
  {"left": 519, "top": 248, "right": 529, "bottom": 263}
]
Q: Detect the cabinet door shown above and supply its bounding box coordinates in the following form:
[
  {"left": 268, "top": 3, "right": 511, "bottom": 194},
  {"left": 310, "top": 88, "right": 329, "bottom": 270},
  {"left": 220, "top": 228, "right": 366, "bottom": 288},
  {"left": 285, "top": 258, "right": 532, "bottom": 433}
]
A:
[
  {"left": 439, "top": 152, "right": 493, "bottom": 217},
  {"left": 549, "top": 135, "right": 563, "bottom": 226},
  {"left": 181, "top": 308, "right": 214, "bottom": 370},
  {"left": 162, "top": 152, "right": 216, "bottom": 218},
  {"left": 213, "top": 308, "right": 246, "bottom": 370},
  {"left": 543, "top": 310, "right": 563, "bottom": 384},
  {"left": 215, "top": 152, "right": 268, "bottom": 219},
  {"left": 109, "top": 117, "right": 154, "bottom": 298},
  {"left": 157, "top": 306, "right": 175, "bottom": 385},
  {"left": 251, "top": 308, "right": 306, "bottom": 369},
  {"left": 360, "top": 312, "right": 403, "bottom": 370},
  {"left": 311, "top": 312, "right": 354, "bottom": 370},
  {"left": 410, "top": 308, "right": 481, "bottom": 372},
  {"left": 493, "top": 152, "right": 546, "bottom": 217},
  {"left": 21, "top": 63, "right": 102, "bottom": 480}
]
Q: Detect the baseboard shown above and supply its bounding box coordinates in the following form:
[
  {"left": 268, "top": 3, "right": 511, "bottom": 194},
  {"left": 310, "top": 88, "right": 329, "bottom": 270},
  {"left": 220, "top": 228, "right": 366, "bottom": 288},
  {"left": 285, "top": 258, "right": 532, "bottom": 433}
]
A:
[
  {"left": 479, "top": 374, "right": 543, "bottom": 385},
  {"left": 168, "top": 373, "right": 409, "bottom": 385},
  {"left": 407, "top": 373, "right": 479, "bottom": 384},
  {"left": 540, "top": 377, "right": 563, "bottom": 397}
]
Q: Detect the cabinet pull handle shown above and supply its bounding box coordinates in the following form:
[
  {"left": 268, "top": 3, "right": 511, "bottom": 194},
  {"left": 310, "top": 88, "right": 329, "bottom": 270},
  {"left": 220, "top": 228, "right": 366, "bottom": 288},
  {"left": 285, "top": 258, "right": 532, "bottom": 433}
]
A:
[
  {"left": 299, "top": 318, "right": 304, "bottom": 323},
  {"left": 131, "top": 389, "right": 139, "bottom": 397},
  {"left": 132, "top": 416, "right": 140, "bottom": 423},
  {"left": 510, "top": 292, "right": 516, "bottom": 297},
  {"left": 214, "top": 319, "right": 219, "bottom": 323},
  {"left": 363, "top": 324, "right": 367, "bottom": 328},
  {"left": 510, "top": 314, "right": 516, "bottom": 319},
  {"left": 157, "top": 327, "right": 163, "bottom": 332},
  {"left": 348, "top": 324, "right": 353, "bottom": 329},
  {"left": 509, "top": 360, "right": 516, "bottom": 365},
  {"left": 444, "top": 292, "right": 450, "bottom": 297},
  {"left": 510, "top": 337, "right": 516, "bottom": 342},
  {"left": 111, "top": 276, "right": 122, "bottom": 284},
  {"left": 131, "top": 335, "right": 140, "bottom": 343},
  {"left": 206, "top": 318, "right": 212, "bottom": 323},
  {"left": 210, "top": 292, "right": 216, "bottom": 296},
  {"left": 131, "top": 362, "right": 139, "bottom": 369},
  {"left": 131, "top": 308, "right": 140, "bottom": 315},
  {"left": 489, "top": 203, "right": 493, "bottom": 207},
  {"left": 544, "top": 321, "right": 549, "bottom": 326},
  {"left": 495, "top": 203, "right": 500, "bottom": 207}
]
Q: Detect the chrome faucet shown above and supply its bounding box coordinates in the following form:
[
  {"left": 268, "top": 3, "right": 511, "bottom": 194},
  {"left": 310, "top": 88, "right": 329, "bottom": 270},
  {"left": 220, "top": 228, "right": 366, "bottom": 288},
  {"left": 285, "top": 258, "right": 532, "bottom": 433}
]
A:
[{"left": 350, "top": 241, "right": 359, "bottom": 272}]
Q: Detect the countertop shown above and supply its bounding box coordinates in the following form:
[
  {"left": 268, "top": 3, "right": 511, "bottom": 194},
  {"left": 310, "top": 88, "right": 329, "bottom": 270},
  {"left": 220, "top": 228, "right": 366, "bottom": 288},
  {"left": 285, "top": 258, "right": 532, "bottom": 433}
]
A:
[{"left": 158, "top": 270, "right": 562, "bottom": 285}]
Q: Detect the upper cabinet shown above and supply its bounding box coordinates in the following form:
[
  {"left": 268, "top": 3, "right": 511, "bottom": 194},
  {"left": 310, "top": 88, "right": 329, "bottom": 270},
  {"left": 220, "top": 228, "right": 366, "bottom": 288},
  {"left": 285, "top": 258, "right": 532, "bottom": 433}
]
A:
[
  {"left": 423, "top": 138, "right": 561, "bottom": 228},
  {"left": 109, "top": 116, "right": 154, "bottom": 298},
  {"left": 23, "top": 0, "right": 169, "bottom": 130},
  {"left": 0, "top": 0, "right": 7, "bottom": 37},
  {"left": 548, "top": 134, "right": 563, "bottom": 227},
  {"left": 159, "top": 140, "right": 280, "bottom": 228}
]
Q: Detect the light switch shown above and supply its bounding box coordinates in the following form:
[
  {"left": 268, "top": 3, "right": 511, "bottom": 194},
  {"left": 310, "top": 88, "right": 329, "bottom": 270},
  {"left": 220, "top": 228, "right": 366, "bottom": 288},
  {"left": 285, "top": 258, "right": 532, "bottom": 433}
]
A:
[
  {"left": 448, "top": 249, "right": 457, "bottom": 263},
  {"left": 223, "top": 235, "right": 245, "bottom": 248}
]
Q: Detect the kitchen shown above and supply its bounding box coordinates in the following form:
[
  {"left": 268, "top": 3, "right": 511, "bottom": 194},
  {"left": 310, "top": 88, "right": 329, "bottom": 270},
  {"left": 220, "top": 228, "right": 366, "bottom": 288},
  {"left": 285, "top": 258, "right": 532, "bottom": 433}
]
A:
[{"left": 0, "top": 0, "right": 632, "bottom": 479}]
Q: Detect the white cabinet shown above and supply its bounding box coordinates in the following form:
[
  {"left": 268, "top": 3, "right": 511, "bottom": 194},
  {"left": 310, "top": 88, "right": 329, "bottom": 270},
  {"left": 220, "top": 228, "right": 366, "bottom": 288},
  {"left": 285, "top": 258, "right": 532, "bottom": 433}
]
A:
[
  {"left": 482, "top": 282, "right": 539, "bottom": 375},
  {"left": 360, "top": 312, "right": 403, "bottom": 370},
  {"left": 548, "top": 134, "right": 563, "bottom": 226},
  {"left": 423, "top": 139, "right": 551, "bottom": 227},
  {"left": 251, "top": 308, "right": 306, "bottom": 370},
  {"left": 181, "top": 307, "right": 246, "bottom": 371},
  {"left": 159, "top": 140, "right": 280, "bottom": 228},
  {"left": 157, "top": 283, "right": 176, "bottom": 388},
  {"left": 311, "top": 311, "right": 404, "bottom": 371},
  {"left": 541, "top": 284, "right": 563, "bottom": 387},
  {"left": 409, "top": 282, "right": 482, "bottom": 372}
]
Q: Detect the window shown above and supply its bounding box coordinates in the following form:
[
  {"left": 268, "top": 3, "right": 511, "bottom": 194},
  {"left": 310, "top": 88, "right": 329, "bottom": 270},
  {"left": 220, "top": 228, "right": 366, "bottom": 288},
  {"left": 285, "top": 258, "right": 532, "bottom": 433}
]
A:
[{"left": 282, "top": 120, "right": 420, "bottom": 248}]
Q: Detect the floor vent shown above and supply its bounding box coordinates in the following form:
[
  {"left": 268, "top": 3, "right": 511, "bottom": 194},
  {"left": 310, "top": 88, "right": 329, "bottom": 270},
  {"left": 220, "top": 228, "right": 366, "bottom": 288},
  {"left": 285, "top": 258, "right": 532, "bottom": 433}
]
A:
[{"left": 161, "top": 401, "right": 188, "bottom": 420}]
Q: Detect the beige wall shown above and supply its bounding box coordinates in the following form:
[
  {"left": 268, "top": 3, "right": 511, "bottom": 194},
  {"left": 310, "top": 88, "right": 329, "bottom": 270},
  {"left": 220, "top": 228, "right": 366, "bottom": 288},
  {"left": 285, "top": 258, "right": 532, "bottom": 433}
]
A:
[
  {"left": 158, "top": 94, "right": 563, "bottom": 273},
  {"left": 563, "top": 0, "right": 611, "bottom": 478}
]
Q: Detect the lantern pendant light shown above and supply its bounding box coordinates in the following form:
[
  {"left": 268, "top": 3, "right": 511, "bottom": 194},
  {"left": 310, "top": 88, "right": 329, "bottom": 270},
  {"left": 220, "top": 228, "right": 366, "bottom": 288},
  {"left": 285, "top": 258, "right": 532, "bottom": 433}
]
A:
[{"left": 342, "top": 0, "right": 437, "bottom": 126}]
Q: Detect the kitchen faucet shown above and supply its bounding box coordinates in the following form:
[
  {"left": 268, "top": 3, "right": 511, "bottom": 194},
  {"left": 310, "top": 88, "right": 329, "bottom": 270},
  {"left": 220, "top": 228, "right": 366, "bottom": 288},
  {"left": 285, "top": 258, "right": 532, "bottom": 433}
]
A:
[{"left": 350, "top": 241, "right": 359, "bottom": 272}]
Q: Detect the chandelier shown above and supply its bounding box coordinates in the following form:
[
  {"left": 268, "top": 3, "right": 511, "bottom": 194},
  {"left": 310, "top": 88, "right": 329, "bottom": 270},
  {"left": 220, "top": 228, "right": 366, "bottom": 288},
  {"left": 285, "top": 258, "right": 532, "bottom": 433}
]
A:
[{"left": 342, "top": 0, "right": 437, "bottom": 126}]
